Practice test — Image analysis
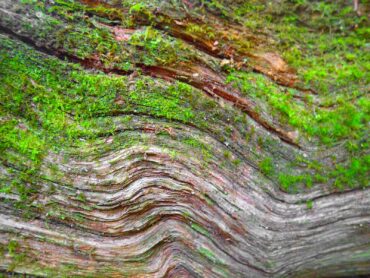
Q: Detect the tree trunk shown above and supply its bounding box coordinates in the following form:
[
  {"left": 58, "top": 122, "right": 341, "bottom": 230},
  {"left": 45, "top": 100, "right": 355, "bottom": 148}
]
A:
[{"left": 0, "top": 0, "right": 369, "bottom": 277}]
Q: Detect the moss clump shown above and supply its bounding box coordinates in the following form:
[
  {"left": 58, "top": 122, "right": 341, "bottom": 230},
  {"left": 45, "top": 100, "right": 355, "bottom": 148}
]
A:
[
  {"left": 259, "top": 157, "right": 274, "bottom": 176},
  {"left": 278, "top": 173, "right": 314, "bottom": 193},
  {"left": 128, "top": 26, "right": 190, "bottom": 66}
]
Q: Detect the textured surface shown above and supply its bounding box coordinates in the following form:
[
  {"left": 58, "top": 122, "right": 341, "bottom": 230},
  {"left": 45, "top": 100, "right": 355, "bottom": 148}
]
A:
[{"left": 0, "top": 0, "right": 369, "bottom": 277}]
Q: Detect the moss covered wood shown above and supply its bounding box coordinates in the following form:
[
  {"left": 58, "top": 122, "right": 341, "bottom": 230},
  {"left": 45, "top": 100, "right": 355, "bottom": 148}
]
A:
[{"left": 0, "top": 0, "right": 369, "bottom": 277}]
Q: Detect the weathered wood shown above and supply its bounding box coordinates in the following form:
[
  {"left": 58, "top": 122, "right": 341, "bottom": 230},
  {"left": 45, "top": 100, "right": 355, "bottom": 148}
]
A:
[{"left": 0, "top": 0, "right": 369, "bottom": 277}]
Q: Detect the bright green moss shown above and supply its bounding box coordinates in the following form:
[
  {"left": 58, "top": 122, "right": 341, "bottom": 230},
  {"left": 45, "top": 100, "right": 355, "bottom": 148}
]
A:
[
  {"left": 0, "top": 120, "right": 45, "bottom": 164},
  {"left": 278, "top": 174, "right": 304, "bottom": 192},
  {"left": 278, "top": 172, "right": 328, "bottom": 192},
  {"left": 129, "top": 3, "right": 147, "bottom": 14},
  {"left": 331, "top": 156, "right": 370, "bottom": 189},
  {"left": 259, "top": 157, "right": 274, "bottom": 175},
  {"left": 306, "top": 200, "right": 313, "bottom": 210}
]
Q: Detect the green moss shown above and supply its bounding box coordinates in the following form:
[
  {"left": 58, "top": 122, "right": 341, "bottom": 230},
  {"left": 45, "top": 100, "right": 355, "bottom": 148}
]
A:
[
  {"left": 4, "top": 240, "right": 30, "bottom": 272},
  {"left": 232, "top": 1, "right": 267, "bottom": 30},
  {"left": 278, "top": 173, "right": 312, "bottom": 193},
  {"left": 222, "top": 150, "right": 231, "bottom": 159},
  {"left": 226, "top": 67, "right": 368, "bottom": 191},
  {"left": 306, "top": 200, "right": 313, "bottom": 210},
  {"left": 183, "top": 137, "right": 213, "bottom": 162},
  {"left": 273, "top": 3, "right": 368, "bottom": 95},
  {"left": 245, "top": 126, "right": 255, "bottom": 143},
  {"left": 331, "top": 156, "right": 370, "bottom": 189},
  {"left": 227, "top": 70, "right": 368, "bottom": 145},
  {"left": 191, "top": 223, "right": 211, "bottom": 237},
  {"left": 128, "top": 26, "right": 189, "bottom": 66},
  {"left": 4, "top": 0, "right": 369, "bottom": 200},
  {"left": 186, "top": 23, "right": 216, "bottom": 40},
  {"left": 198, "top": 247, "right": 223, "bottom": 265},
  {"left": 76, "top": 192, "right": 87, "bottom": 203},
  {"left": 7, "top": 240, "right": 19, "bottom": 256},
  {"left": 0, "top": 34, "right": 249, "bottom": 202},
  {"left": 129, "top": 3, "right": 147, "bottom": 14},
  {"left": 259, "top": 157, "right": 274, "bottom": 175},
  {"left": 232, "top": 158, "right": 242, "bottom": 167}
]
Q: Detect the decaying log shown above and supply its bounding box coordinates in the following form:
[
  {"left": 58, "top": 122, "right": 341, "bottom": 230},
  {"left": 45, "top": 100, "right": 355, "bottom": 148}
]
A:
[{"left": 0, "top": 0, "right": 369, "bottom": 277}]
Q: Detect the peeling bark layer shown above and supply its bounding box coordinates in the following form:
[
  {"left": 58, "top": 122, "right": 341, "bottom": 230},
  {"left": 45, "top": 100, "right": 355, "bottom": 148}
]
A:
[{"left": 0, "top": 0, "right": 369, "bottom": 277}]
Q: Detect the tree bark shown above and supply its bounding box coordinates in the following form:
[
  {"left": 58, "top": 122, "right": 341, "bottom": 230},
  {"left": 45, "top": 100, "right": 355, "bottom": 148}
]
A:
[{"left": 0, "top": 0, "right": 369, "bottom": 277}]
